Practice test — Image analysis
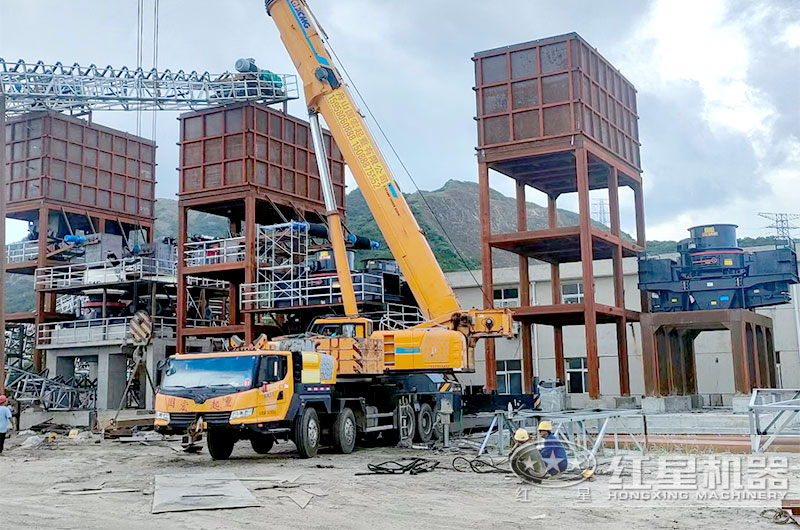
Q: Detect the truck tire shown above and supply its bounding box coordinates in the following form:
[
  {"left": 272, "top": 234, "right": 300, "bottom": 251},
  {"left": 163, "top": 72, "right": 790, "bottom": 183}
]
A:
[
  {"left": 207, "top": 428, "right": 236, "bottom": 460},
  {"left": 414, "top": 403, "right": 434, "bottom": 443},
  {"left": 332, "top": 407, "right": 357, "bottom": 454},
  {"left": 250, "top": 434, "right": 274, "bottom": 455},
  {"left": 294, "top": 407, "right": 320, "bottom": 458}
]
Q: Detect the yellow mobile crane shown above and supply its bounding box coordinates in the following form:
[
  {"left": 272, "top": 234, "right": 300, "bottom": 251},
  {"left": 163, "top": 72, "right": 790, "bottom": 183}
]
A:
[
  {"left": 268, "top": 0, "right": 514, "bottom": 368},
  {"left": 154, "top": 0, "right": 514, "bottom": 459}
]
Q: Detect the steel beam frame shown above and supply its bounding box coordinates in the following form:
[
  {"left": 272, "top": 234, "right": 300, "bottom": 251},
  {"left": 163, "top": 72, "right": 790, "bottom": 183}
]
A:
[
  {"left": 477, "top": 138, "right": 643, "bottom": 399},
  {"left": 641, "top": 309, "right": 776, "bottom": 397},
  {"left": 748, "top": 388, "right": 800, "bottom": 453}
]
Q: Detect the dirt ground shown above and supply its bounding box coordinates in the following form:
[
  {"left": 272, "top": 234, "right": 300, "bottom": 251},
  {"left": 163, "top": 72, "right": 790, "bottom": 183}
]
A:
[{"left": 0, "top": 432, "right": 794, "bottom": 530}]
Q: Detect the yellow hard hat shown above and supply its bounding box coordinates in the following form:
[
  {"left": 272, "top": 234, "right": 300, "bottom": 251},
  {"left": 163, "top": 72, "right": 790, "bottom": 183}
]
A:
[
  {"left": 538, "top": 420, "right": 553, "bottom": 432},
  {"left": 514, "top": 428, "right": 530, "bottom": 442}
]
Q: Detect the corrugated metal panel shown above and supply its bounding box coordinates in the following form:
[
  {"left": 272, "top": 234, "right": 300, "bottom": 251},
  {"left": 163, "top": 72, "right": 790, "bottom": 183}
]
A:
[
  {"left": 474, "top": 33, "right": 640, "bottom": 169},
  {"left": 3, "top": 111, "right": 156, "bottom": 218},
  {"left": 178, "top": 102, "right": 345, "bottom": 210}
]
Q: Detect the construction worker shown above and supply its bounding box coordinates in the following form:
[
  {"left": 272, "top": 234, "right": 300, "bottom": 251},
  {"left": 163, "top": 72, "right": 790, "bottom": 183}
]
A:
[
  {"left": 0, "top": 395, "right": 13, "bottom": 454},
  {"left": 537, "top": 420, "right": 567, "bottom": 476},
  {"left": 511, "top": 428, "right": 531, "bottom": 453}
]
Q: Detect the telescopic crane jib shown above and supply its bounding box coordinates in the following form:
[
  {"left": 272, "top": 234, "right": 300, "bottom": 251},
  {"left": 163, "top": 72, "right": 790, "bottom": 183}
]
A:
[{"left": 265, "top": 0, "right": 515, "bottom": 371}]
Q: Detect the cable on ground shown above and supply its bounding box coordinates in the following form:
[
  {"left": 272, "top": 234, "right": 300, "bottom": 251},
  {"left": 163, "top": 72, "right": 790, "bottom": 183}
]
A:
[
  {"left": 452, "top": 455, "right": 511, "bottom": 474},
  {"left": 355, "top": 458, "right": 440, "bottom": 476}
]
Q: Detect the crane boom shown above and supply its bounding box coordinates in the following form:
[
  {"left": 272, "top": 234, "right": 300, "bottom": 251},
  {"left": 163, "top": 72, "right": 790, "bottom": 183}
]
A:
[{"left": 266, "top": 0, "right": 461, "bottom": 323}]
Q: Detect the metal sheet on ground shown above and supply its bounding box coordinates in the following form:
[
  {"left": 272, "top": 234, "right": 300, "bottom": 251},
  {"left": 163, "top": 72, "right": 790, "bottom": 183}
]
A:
[{"left": 152, "top": 473, "right": 260, "bottom": 514}]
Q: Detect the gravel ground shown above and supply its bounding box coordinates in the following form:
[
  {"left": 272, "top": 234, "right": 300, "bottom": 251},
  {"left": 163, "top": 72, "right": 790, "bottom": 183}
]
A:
[{"left": 0, "top": 432, "right": 795, "bottom": 530}]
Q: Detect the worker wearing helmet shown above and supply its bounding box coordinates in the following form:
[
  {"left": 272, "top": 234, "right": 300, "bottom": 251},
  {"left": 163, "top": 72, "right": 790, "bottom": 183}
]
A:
[
  {"left": 0, "top": 395, "right": 13, "bottom": 454},
  {"left": 537, "top": 420, "right": 567, "bottom": 476},
  {"left": 511, "top": 428, "right": 531, "bottom": 453}
]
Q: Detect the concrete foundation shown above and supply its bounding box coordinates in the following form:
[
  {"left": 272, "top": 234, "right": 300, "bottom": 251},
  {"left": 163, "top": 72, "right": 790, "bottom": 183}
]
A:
[
  {"left": 44, "top": 337, "right": 172, "bottom": 411},
  {"left": 612, "top": 396, "right": 638, "bottom": 409},
  {"left": 19, "top": 409, "right": 93, "bottom": 430},
  {"left": 731, "top": 395, "right": 752, "bottom": 414},
  {"left": 641, "top": 395, "right": 697, "bottom": 414}
]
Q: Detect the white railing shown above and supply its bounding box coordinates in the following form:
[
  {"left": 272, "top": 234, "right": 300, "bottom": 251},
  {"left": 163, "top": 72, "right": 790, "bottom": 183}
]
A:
[
  {"left": 184, "top": 237, "right": 245, "bottom": 267},
  {"left": 36, "top": 257, "right": 177, "bottom": 290},
  {"left": 185, "top": 318, "right": 230, "bottom": 328},
  {"left": 377, "top": 304, "right": 425, "bottom": 330},
  {"left": 186, "top": 276, "right": 230, "bottom": 289},
  {"left": 55, "top": 295, "right": 87, "bottom": 315},
  {"left": 241, "top": 273, "right": 384, "bottom": 311},
  {"left": 6, "top": 240, "right": 39, "bottom": 263},
  {"left": 37, "top": 316, "right": 176, "bottom": 348}
]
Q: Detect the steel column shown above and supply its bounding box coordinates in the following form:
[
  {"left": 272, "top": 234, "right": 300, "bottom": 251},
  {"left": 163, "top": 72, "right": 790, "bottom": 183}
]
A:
[
  {"left": 244, "top": 193, "right": 256, "bottom": 344},
  {"left": 576, "top": 148, "right": 600, "bottom": 399},
  {"left": 176, "top": 205, "right": 188, "bottom": 353},
  {"left": 0, "top": 91, "right": 5, "bottom": 392},
  {"left": 33, "top": 205, "right": 49, "bottom": 370},
  {"left": 516, "top": 181, "right": 534, "bottom": 393},
  {"left": 547, "top": 194, "right": 566, "bottom": 383},
  {"left": 633, "top": 181, "right": 649, "bottom": 312},
  {"left": 608, "top": 166, "right": 630, "bottom": 395},
  {"left": 479, "top": 162, "right": 496, "bottom": 393}
]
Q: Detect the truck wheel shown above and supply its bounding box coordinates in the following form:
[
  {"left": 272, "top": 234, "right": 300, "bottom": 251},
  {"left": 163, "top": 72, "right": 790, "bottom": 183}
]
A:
[
  {"left": 207, "top": 428, "right": 236, "bottom": 460},
  {"left": 332, "top": 407, "right": 357, "bottom": 454},
  {"left": 414, "top": 403, "right": 434, "bottom": 443},
  {"left": 294, "top": 407, "right": 320, "bottom": 458},
  {"left": 250, "top": 434, "right": 274, "bottom": 455}
]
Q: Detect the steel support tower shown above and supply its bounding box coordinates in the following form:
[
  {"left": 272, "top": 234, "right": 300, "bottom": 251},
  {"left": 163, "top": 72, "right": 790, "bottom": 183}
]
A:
[{"left": 474, "top": 34, "right": 645, "bottom": 399}]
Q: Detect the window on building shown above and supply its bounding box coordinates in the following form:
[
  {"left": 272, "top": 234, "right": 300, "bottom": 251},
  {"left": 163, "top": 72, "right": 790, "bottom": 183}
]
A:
[
  {"left": 565, "top": 357, "right": 589, "bottom": 394},
  {"left": 561, "top": 281, "right": 584, "bottom": 304},
  {"left": 496, "top": 360, "right": 522, "bottom": 395},
  {"left": 493, "top": 287, "right": 519, "bottom": 308}
]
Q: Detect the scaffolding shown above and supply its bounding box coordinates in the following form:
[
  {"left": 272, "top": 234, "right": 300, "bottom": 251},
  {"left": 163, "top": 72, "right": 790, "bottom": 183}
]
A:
[{"left": 241, "top": 222, "right": 310, "bottom": 310}]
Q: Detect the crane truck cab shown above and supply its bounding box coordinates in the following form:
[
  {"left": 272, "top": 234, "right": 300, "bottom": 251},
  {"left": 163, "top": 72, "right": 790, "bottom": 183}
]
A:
[{"left": 154, "top": 346, "right": 341, "bottom": 459}]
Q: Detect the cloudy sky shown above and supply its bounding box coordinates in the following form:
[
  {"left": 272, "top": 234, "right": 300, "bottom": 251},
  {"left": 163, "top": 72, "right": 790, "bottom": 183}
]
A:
[{"left": 2, "top": 0, "right": 798, "bottom": 242}]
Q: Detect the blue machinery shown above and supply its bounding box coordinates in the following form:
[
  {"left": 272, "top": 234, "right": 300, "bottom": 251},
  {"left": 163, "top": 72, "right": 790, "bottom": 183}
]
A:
[{"left": 638, "top": 224, "right": 799, "bottom": 312}]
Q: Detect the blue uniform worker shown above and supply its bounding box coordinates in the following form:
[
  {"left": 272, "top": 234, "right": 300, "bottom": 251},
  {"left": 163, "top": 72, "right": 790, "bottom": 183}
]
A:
[{"left": 538, "top": 420, "right": 567, "bottom": 476}]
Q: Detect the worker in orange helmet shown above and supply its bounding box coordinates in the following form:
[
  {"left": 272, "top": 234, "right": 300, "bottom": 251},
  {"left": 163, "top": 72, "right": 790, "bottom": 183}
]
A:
[{"left": 0, "top": 395, "right": 13, "bottom": 454}]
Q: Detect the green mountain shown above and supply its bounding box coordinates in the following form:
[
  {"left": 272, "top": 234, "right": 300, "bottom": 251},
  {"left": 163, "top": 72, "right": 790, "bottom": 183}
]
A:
[
  {"left": 345, "top": 179, "right": 581, "bottom": 271},
  {"left": 3, "top": 181, "right": 780, "bottom": 312}
]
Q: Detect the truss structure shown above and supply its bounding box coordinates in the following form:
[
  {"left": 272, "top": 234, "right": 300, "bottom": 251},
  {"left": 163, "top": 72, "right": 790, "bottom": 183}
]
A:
[
  {"left": 748, "top": 388, "right": 800, "bottom": 452},
  {"left": 0, "top": 59, "right": 298, "bottom": 116},
  {"left": 4, "top": 365, "right": 96, "bottom": 410}
]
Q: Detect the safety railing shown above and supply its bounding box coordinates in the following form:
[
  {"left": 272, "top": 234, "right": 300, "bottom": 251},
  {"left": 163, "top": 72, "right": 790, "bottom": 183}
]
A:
[
  {"left": 186, "top": 276, "right": 230, "bottom": 289},
  {"left": 184, "top": 237, "right": 245, "bottom": 267},
  {"left": 35, "top": 257, "right": 177, "bottom": 290},
  {"left": 240, "top": 272, "right": 384, "bottom": 311},
  {"left": 6, "top": 240, "right": 39, "bottom": 263},
  {"left": 185, "top": 317, "right": 230, "bottom": 328},
  {"left": 376, "top": 304, "right": 425, "bottom": 330},
  {"left": 37, "top": 316, "right": 177, "bottom": 348}
]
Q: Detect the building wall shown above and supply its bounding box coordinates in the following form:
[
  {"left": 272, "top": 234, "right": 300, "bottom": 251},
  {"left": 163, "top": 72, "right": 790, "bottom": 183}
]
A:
[{"left": 447, "top": 256, "right": 800, "bottom": 403}]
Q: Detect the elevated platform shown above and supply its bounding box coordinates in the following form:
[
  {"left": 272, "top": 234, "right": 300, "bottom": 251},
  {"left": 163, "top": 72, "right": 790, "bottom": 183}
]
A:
[
  {"left": 35, "top": 257, "right": 177, "bottom": 293},
  {"left": 485, "top": 144, "right": 642, "bottom": 194},
  {"left": 489, "top": 225, "right": 640, "bottom": 263},
  {"left": 512, "top": 303, "right": 639, "bottom": 326}
]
